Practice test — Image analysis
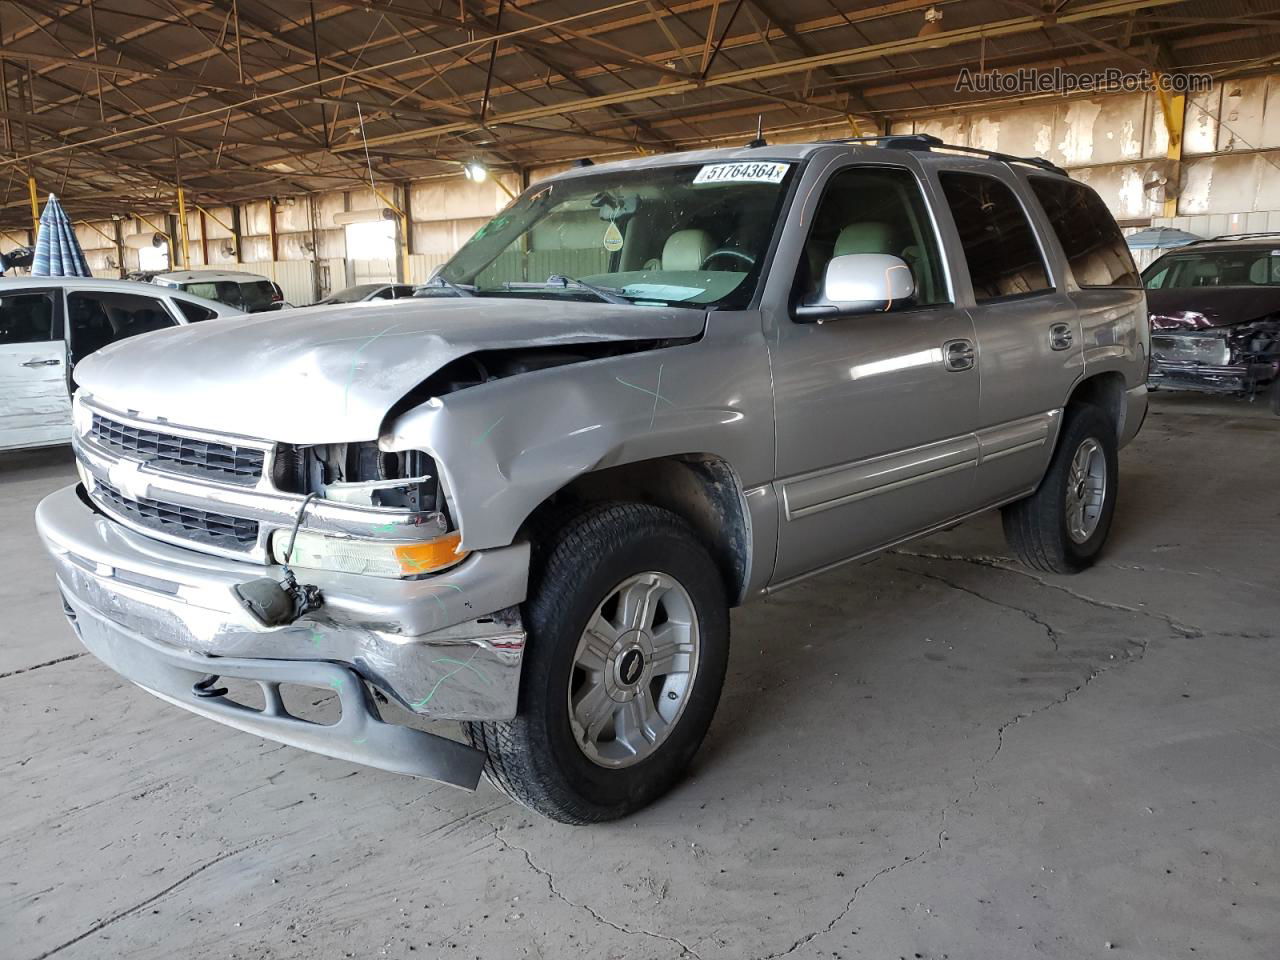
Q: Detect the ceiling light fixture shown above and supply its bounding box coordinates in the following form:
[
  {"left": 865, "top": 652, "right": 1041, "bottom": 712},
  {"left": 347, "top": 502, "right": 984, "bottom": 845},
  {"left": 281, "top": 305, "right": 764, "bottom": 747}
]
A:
[
  {"left": 917, "top": 6, "right": 943, "bottom": 39},
  {"left": 463, "top": 161, "right": 489, "bottom": 183}
]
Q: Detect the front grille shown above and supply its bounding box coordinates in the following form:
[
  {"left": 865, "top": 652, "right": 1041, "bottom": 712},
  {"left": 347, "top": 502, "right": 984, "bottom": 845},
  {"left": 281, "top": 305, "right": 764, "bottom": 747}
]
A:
[
  {"left": 91, "top": 413, "right": 264, "bottom": 484},
  {"left": 94, "top": 479, "right": 259, "bottom": 549}
]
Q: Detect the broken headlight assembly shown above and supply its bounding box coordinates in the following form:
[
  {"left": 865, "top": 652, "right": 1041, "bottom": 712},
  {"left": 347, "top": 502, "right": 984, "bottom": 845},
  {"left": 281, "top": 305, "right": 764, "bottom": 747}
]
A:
[{"left": 268, "top": 441, "right": 466, "bottom": 578}]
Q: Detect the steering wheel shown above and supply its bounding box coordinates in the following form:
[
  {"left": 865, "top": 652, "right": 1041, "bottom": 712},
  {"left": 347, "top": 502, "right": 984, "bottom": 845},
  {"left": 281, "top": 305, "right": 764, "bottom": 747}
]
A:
[{"left": 700, "top": 248, "right": 756, "bottom": 270}]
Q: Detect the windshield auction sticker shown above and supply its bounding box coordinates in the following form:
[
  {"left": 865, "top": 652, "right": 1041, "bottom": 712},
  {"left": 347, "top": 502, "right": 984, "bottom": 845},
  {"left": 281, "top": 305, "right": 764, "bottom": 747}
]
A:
[{"left": 693, "top": 161, "right": 791, "bottom": 185}]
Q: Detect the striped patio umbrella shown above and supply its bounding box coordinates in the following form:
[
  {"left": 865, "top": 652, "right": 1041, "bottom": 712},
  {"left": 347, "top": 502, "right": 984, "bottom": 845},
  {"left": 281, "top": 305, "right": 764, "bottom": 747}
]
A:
[{"left": 31, "top": 193, "right": 92, "bottom": 277}]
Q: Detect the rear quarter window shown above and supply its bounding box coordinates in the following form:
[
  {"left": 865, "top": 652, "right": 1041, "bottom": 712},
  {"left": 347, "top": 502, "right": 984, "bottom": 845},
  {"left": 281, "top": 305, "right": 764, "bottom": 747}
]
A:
[
  {"left": 1029, "top": 176, "right": 1140, "bottom": 288},
  {"left": 173, "top": 299, "right": 218, "bottom": 322}
]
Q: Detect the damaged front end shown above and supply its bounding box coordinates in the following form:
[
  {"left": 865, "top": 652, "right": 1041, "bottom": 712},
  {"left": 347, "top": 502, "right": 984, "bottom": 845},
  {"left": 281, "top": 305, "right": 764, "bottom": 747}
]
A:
[
  {"left": 37, "top": 393, "right": 535, "bottom": 789},
  {"left": 1148, "top": 311, "right": 1280, "bottom": 406}
]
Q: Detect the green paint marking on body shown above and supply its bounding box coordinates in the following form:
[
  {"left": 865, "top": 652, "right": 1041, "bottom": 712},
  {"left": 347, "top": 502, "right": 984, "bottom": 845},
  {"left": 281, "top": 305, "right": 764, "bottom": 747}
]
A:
[
  {"left": 430, "top": 656, "right": 492, "bottom": 686},
  {"left": 473, "top": 415, "right": 504, "bottom": 444},
  {"left": 329, "top": 677, "right": 343, "bottom": 690},
  {"left": 410, "top": 650, "right": 483, "bottom": 709},
  {"left": 615, "top": 372, "right": 675, "bottom": 406},
  {"left": 353, "top": 738, "right": 367, "bottom": 745},
  {"left": 342, "top": 321, "right": 406, "bottom": 413},
  {"left": 309, "top": 632, "right": 323, "bottom": 646},
  {"left": 375, "top": 522, "right": 396, "bottom": 532}
]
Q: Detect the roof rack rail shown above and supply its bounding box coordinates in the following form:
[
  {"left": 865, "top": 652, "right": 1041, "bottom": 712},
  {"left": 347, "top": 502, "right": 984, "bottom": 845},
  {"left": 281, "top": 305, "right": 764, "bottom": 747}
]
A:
[
  {"left": 1207, "top": 231, "right": 1280, "bottom": 241},
  {"left": 822, "top": 133, "right": 1068, "bottom": 176}
]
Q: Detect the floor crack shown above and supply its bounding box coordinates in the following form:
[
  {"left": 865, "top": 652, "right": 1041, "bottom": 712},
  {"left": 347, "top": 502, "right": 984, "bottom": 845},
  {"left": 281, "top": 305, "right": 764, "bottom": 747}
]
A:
[
  {"left": 899, "top": 566, "right": 1060, "bottom": 652},
  {"left": 892, "top": 549, "right": 1169, "bottom": 846},
  {"left": 489, "top": 822, "right": 703, "bottom": 959},
  {"left": 26, "top": 839, "right": 266, "bottom": 960},
  {"left": 0, "top": 653, "right": 86, "bottom": 681},
  {"left": 752, "top": 845, "right": 932, "bottom": 960},
  {"left": 890, "top": 549, "right": 1203, "bottom": 638}
]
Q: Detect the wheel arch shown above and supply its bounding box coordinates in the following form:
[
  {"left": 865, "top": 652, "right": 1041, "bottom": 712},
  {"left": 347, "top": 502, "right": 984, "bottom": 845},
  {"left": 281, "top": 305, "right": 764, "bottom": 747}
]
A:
[
  {"left": 1066, "top": 370, "right": 1127, "bottom": 440},
  {"left": 522, "top": 454, "right": 753, "bottom": 607}
]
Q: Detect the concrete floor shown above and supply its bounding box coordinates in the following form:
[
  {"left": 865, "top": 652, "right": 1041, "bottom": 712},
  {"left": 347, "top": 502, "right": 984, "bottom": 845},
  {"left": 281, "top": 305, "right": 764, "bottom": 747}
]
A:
[{"left": 4, "top": 393, "right": 1278, "bottom": 960}]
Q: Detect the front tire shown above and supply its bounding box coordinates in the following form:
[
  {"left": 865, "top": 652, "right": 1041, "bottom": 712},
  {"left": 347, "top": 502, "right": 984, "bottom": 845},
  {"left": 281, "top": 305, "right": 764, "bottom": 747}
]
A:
[
  {"left": 465, "top": 502, "right": 729, "bottom": 824},
  {"left": 1002, "top": 403, "right": 1118, "bottom": 574}
]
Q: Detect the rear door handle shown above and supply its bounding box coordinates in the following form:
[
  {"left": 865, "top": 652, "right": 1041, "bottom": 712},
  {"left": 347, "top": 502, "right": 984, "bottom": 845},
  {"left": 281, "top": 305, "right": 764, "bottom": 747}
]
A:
[
  {"left": 21, "top": 358, "right": 62, "bottom": 367},
  {"left": 942, "top": 338, "right": 975, "bottom": 372},
  {"left": 1049, "top": 323, "right": 1074, "bottom": 351}
]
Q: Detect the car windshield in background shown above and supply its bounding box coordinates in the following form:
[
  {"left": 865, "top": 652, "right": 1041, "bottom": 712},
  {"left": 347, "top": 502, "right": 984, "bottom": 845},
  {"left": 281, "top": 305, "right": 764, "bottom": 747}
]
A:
[
  {"left": 1144, "top": 249, "right": 1280, "bottom": 289},
  {"left": 432, "top": 160, "right": 798, "bottom": 309},
  {"left": 182, "top": 279, "right": 276, "bottom": 311},
  {"left": 322, "top": 284, "right": 382, "bottom": 304}
]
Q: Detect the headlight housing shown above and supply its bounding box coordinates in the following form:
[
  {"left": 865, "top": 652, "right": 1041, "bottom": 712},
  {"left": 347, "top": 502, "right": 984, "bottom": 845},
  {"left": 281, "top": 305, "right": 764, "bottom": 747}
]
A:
[
  {"left": 268, "top": 441, "right": 463, "bottom": 577},
  {"left": 270, "top": 528, "right": 466, "bottom": 578}
]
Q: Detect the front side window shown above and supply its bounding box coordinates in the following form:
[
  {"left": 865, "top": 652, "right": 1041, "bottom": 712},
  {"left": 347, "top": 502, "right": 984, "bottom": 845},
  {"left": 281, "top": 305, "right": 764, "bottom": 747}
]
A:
[
  {"left": 795, "top": 165, "right": 948, "bottom": 309},
  {"left": 939, "top": 172, "right": 1052, "bottom": 302},
  {"left": 1142, "top": 249, "right": 1280, "bottom": 288},
  {"left": 435, "top": 160, "right": 798, "bottom": 309},
  {"left": 66, "top": 291, "right": 176, "bottom": 364},
  {"left": 0, "top": 292, "right": 55, "bottom": 344},
  {"left": 1030, "top": 176, "right": 1140, "bottom": 288}
]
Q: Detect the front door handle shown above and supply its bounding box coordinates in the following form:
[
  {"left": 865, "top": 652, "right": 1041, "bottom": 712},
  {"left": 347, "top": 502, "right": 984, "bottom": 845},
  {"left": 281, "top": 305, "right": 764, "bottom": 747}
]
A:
[
  {"left": 1049, "top": 323, "right": 1074, "bottom": 351},
  {"left": 942, "top": 338, "right": 975, "bottom": 372},
  {"left": 21, "top": 358, "right": 62, "bottom": 367}
]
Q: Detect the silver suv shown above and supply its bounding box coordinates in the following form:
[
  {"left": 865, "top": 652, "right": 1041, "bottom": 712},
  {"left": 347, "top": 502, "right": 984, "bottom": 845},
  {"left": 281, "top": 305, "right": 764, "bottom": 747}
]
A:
[{"left": 36, "top": 137, "right": 1149, "bottom": 823}]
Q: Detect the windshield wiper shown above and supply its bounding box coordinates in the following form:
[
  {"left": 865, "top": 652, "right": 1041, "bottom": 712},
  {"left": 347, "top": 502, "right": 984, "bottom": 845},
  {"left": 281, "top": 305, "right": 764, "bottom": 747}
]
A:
[
  {"left": 537, "top": 275, "right": 632, "bottom": 305},
  {"left": 417, "top": 274, "right": 475, "bottom": 298}
]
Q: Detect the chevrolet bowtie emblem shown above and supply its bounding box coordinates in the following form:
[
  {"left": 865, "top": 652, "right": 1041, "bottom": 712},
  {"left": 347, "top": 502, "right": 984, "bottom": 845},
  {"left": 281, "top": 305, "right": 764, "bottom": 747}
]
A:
[{"left": 107, "top": 458, "right": 149, "bottom": 502}]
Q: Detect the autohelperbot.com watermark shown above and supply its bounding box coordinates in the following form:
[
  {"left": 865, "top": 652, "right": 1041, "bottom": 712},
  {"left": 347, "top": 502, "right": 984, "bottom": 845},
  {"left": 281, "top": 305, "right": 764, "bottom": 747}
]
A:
[{"left": 956, "top": 67, "right": 1213, "bottom": 96}]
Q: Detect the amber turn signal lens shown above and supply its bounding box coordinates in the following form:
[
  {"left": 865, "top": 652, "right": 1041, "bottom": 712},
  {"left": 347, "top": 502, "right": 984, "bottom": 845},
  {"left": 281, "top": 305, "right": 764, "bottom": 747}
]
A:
[{"left": 394, "top": 531, "right": 467, "bottom": 575}]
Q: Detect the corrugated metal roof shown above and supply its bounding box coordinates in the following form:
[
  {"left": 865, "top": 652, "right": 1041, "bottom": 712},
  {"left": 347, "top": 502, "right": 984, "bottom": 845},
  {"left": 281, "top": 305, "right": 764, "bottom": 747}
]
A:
[{"left": 0, "top": 0, "right": 1276, "bottom": 225}]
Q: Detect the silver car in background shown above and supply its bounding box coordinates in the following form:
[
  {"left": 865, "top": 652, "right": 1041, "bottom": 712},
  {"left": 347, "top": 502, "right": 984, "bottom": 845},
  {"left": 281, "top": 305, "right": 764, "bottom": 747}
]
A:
[
  {"left": 35, "top": 137, "right": 1148, "bottom": 822},
  {"left": 1, "top": 277, "right": 237, "bottom": 451}
]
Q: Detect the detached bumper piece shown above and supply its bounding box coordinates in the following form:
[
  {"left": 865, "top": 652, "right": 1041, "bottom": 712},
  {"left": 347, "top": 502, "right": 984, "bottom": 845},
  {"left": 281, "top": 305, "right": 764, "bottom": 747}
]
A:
[
  {"left": 1147, "top": 358, "right": 1275, "bottom": 396},
  {"left": 61, "top": 587, "right": 486, "bottom": 789}
]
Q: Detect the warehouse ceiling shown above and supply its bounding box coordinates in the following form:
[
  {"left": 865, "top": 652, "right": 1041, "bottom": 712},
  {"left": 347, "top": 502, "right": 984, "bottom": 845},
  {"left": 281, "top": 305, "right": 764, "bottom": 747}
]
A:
[{"left": 1, "top": 0, "right": 1278, "bottom": 225}]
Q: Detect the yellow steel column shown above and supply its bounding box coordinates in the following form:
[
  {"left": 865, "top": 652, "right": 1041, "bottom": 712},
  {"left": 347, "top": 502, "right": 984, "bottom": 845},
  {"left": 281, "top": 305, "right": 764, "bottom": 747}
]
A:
[
  {"left": 176, "top": 187, "right": 192, "bottom": 267},
  {"left": 28, "top": 176, "right": 39, "bottom": 238},
  {"left": 1152, "top": 72, "right": 1185, "bottom": 219}
]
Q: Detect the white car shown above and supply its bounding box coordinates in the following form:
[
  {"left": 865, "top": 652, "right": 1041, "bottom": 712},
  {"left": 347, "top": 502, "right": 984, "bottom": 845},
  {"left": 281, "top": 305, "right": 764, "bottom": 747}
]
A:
[
  {"left": 151, "top": 270, "right": 289, "bottom": 313},
  {"left": 0, "top": 276, "right": 239, "bottom": 451}
]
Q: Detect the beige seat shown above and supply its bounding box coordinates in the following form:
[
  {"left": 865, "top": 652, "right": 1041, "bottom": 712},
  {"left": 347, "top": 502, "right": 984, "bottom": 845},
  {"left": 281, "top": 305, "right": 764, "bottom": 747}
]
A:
[
  {"left": 833, "top": 221, "right": 895, "bottom": 257},
  {"left": 662, "top": 229, "right": 715, "bottom": 271}
]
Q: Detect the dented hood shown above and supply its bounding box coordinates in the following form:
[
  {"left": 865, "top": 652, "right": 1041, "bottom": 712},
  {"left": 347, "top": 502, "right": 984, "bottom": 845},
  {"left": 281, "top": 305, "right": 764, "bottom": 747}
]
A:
[
  {"left": 75, "top": 297, "right": 704, "bottom": 443},
  {"left": 1147, "top": 287, "right": 1280, "bottom": 330}
]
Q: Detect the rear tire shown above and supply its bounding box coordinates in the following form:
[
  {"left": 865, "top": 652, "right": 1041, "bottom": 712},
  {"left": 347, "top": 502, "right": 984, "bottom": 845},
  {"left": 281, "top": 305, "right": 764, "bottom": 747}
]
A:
[
  {"left": 464, "top": 502, "right": 729, "bottom": 824},
  {"left": 1002, "top": 403, "right": 1118, "bottom": 574}
]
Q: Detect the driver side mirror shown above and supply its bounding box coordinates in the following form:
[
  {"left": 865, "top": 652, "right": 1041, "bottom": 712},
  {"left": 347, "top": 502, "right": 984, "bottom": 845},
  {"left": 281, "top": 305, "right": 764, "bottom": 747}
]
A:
[{"left": 795, "top": 253, "right": 915, "bottom": 322}]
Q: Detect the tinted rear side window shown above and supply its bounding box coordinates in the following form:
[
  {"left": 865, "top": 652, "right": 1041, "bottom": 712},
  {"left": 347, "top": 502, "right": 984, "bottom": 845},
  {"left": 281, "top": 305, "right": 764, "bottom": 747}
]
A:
[
  {"left": 173, "top": 299, "right": 218, "bottom": 322},
  {"left": 1030, "top": 177, "right": 1139, "bottom": 287},
  {"left": 939, "top": 172, "right": 1051, "bottom": 302},
  {"left": 242, "top": 281, "right": 276, "bottom": 311},
  {"left": 66, "top": 291, "right": 176, "bottom": 364}
]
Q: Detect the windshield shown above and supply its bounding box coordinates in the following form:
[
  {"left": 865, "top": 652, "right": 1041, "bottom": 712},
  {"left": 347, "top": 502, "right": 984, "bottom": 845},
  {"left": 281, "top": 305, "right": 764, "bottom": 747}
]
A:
[
  {"left": 433, "top": 160, "right": 798, "bottom": 308},
  {"left": 322, "top": 284, "right": 381, "bottom": 304},
  {"left": 1144, "top": 248, "right": 1280, "bottom": 289}
]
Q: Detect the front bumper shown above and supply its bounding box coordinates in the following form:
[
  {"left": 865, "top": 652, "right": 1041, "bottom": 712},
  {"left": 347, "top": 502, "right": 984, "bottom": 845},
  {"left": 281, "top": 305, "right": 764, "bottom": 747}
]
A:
[
  {"left": 36, "top": 483, "right": 532, "bottom": 788},
  {"left": 1148, "top": 358, "right": 1278, "bottom": 395}
]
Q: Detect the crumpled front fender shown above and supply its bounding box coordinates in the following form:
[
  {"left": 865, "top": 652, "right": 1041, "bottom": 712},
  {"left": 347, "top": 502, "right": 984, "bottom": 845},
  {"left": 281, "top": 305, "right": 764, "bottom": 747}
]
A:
[{"left": 379, "top": 337, "right": 773, "bottom": 553}]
